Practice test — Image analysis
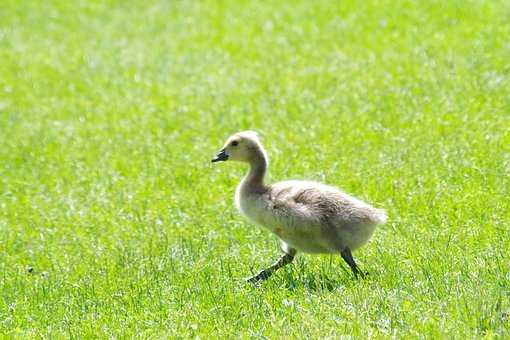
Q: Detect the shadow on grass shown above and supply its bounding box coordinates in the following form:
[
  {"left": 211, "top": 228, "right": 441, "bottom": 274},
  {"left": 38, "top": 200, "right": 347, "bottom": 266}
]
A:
[
  {"left": 241, "top": 257, "right": 380, "bottom": 292},
  {"left": 276, "top": 262, "right": 374, "bottom": 292}
]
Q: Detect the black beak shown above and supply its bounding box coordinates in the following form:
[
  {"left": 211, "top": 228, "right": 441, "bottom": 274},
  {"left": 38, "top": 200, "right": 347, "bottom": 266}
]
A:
[{"left": 211, "top": 149, "right": 228, "bottom": 163}]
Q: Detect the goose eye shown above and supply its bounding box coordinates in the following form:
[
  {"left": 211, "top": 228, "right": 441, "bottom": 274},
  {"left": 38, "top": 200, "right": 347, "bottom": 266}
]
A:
[{"left": 231, "top": 141, "right": 239, "bottom": 147}]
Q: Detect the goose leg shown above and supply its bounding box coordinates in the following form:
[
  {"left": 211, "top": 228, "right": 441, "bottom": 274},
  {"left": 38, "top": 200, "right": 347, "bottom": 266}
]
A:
[
  {"left": 340, "top": 247, "right": 365, "bottom": 278},
  {"left": 246, "top": 252, "right": 295, "bottom": 284}
]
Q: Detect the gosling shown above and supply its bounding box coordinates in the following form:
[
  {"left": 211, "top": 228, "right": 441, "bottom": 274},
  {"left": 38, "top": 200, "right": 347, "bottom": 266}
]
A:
[{"left": 211, "top": 131, "right": 387, "bottom": 283}]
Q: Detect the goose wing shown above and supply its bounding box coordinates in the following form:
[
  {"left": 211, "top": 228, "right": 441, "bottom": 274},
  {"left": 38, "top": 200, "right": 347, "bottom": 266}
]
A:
[{"left": 269, "top": 180, "right": 386, "bottom": 225}]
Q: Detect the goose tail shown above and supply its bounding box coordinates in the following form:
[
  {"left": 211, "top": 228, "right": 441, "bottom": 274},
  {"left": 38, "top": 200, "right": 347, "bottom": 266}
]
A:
[{"left": 373, "top": 208, "right": 388, "bottom": 224}]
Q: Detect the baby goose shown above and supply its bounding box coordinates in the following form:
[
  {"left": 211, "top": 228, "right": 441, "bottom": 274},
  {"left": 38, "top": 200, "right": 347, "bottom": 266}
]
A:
[{"left": 212, "top": 131, "right": 387, "bottom": 283}]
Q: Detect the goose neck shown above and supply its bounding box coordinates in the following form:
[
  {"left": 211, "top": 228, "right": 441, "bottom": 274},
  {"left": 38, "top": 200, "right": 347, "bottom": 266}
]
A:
[{"left": 242, "top": 151, "right": 268, "bottom": 191}]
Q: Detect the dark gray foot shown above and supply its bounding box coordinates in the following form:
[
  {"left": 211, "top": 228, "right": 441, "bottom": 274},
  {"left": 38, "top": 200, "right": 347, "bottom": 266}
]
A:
[
  {"left": 245, "top": 269, "right": 272, "bottom": 284},
  {"left": 340, "top": 247, "right": 366, "bottom": 279},
  {"left": 245, "top": 253, "right": 295, "bottom": 284}
]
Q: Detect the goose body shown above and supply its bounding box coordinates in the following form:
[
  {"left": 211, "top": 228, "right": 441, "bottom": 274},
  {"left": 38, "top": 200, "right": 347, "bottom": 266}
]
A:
[
  {"left": 212, "top": 131, "right": 387, "bottom": 282},
  {"left": 236, "top": 180, "right": 386, "bottom": 254}
]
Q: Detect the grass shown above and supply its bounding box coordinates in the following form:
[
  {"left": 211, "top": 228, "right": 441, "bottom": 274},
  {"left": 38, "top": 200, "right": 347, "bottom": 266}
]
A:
[{"left": 1, "top": 0, "right": 509, "bottom": 337}]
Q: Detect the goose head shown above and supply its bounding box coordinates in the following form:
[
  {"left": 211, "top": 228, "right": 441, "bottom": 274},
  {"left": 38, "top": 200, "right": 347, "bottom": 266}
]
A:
[{"left": 211, "top": 131, "right": 265, "bottom": 164}]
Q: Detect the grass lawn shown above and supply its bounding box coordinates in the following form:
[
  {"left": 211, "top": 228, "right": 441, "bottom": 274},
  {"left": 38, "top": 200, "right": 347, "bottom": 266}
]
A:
[{"left": 1, "top": 0, "right": 509, "bottom": 337}]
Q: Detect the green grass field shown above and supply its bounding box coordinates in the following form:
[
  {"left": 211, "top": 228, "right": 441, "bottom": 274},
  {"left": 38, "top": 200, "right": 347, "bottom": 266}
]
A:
[{"left": 1, "top": 0, "right": 510, "bottom": 337}]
